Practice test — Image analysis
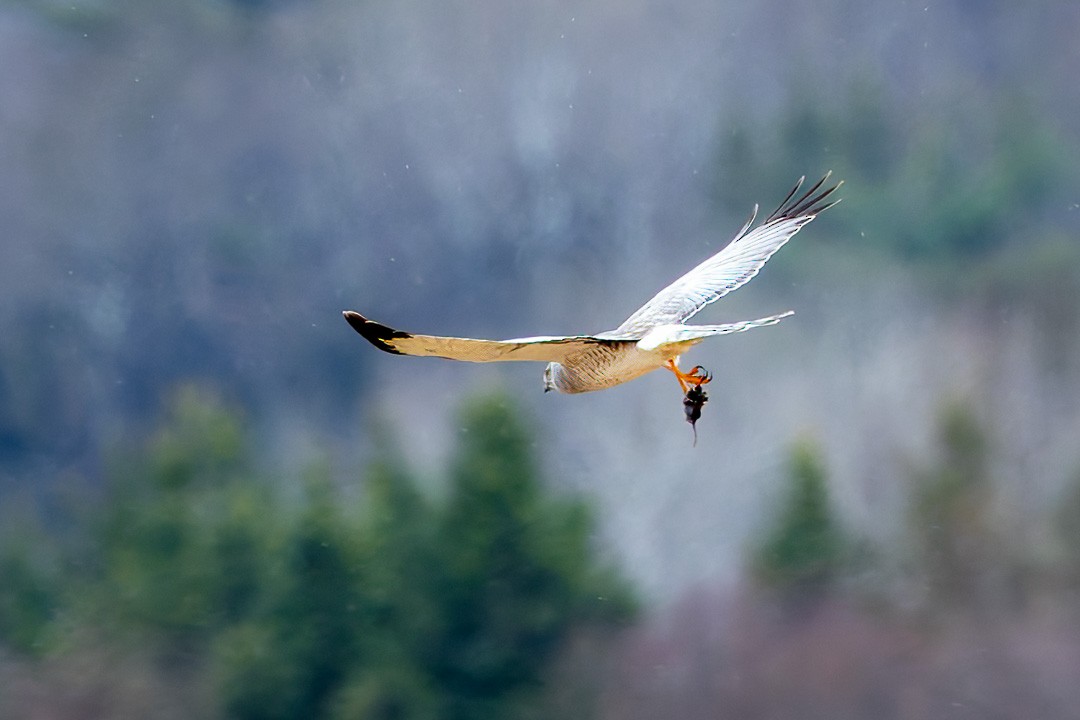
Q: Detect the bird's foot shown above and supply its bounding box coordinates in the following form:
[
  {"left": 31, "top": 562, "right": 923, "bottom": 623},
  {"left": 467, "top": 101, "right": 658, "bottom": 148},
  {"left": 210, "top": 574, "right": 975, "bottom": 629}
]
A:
[
  {"left": 665, "top": 360, "right": 713, "bottom": 393},
  {"left": 686, "top": 365, "right": 713, "bottom": 386}
]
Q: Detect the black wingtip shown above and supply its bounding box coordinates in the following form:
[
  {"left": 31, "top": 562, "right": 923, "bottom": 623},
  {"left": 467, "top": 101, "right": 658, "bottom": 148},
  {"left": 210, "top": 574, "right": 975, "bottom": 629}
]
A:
[
  {"left": 342, "top": 310, "right": 411, "bottom": 355},
  {"left": 766, "top": 172, "right": 843, "bottom": 223}
]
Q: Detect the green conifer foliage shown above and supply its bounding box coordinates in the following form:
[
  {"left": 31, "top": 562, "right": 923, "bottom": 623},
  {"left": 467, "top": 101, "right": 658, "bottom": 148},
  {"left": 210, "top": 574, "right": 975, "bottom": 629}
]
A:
[
  {"left": 753, "top": 438, "right": 844, "bottom": 599},
  {"left": 910, "top": 401, "right": 997, "bottom": 610},
  {"left": 429, "top": 394, "right": 634, "bottom": 720},
  {"left": 0, "top": 388, "right": 633, "bottom": 719}
]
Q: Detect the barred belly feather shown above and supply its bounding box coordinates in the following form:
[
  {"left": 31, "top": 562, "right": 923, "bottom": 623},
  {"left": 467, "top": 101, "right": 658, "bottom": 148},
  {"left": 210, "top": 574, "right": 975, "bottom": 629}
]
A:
[{"left": 553, "top": 341, "right": 686, "bottom": 393}]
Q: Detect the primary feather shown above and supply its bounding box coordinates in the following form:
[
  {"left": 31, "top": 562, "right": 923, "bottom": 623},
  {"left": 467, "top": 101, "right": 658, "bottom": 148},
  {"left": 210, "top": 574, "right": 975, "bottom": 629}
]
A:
[
  {"left": 342, "top": 311, "right": 634, "bottom": 364},
  {"left": 614, "top": 173, "right": 840, "bottom": 336}
]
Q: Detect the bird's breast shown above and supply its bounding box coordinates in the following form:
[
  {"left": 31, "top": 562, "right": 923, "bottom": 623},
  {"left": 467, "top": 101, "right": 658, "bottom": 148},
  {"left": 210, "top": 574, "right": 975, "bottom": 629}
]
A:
[{"left": 556, "top": 342, "right": 669, "bottom": 393}]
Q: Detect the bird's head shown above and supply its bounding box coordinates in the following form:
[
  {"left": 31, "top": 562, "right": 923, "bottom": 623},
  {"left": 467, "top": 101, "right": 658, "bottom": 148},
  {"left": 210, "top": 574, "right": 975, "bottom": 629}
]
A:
[{"left": 543, "top": 363, "right": 559, "bottom": 393}]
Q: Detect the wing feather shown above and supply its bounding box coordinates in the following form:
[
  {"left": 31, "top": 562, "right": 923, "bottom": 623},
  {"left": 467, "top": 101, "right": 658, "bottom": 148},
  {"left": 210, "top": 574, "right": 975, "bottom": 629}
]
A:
[
  {"left": 637, "top": 311, "right": 795, "bottom": 351},
  {"left": 343, "top": 311, "right": 632, "bottom": 363},
  {"left": 615, "top": 174, "right": 840, "bottom": 335}
]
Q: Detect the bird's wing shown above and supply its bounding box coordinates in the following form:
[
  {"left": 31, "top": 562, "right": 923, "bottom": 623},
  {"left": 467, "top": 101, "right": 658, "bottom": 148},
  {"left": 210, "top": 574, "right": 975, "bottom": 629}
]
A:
[
  {"left": 637, "top": 312, "right": 794, "bottom": 351},
  {"left": 343, "top": 311, "right": 634, "bottom": 363},
  {"left": 614, "top": 174, "right": 840, "bottom": 335}
]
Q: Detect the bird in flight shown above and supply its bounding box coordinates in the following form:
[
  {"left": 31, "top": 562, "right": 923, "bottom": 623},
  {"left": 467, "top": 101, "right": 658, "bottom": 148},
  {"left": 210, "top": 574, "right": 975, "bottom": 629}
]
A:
[{"left": 344, "top": 173, "right": 840, "bottom": 439}]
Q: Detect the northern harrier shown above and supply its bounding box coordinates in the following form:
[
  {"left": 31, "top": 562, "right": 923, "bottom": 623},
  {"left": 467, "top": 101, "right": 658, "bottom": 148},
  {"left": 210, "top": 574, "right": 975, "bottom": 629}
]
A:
[{"left": 344, "top": 174, "right": 840, "bottom": 433}]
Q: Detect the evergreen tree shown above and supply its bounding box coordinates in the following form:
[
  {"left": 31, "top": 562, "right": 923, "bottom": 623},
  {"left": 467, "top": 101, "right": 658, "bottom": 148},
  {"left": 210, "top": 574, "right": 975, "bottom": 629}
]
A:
[
  {"left": 910, "top": 400, "right": 998, "bottom": 611},
  {"left": 428, "top": 393, "right": 634, "bottom": 720},
  {"left": 95, "top": 386, "right": 269, "bottom": 650},
  {"left": 221, "top": 471, "right": 366, "bottom": 720},
  {"left": 0, "top": 388, "right": 633, "bottom": 719},
  {"left": 0, "top": 537, "right": 56, "bottom": 655},
  {"left": 752, "top": 438, "right": 844, "bottom": 600}
]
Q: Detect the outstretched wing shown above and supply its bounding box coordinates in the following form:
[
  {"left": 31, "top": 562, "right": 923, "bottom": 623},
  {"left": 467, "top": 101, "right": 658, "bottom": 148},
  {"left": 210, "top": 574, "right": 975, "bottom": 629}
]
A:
[
  {"left": 615, "top": 174, "right": 841, "bottom": 336},
  {"left": 343, "top": 311, "right": 633, "bottom": 363},
  {"left": 637, "top": 311, "right": 795, "bottom": 351}
]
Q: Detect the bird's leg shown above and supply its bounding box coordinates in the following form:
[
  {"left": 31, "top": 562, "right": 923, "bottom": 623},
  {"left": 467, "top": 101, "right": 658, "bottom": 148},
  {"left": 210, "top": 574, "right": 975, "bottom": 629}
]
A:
[{"left": 665, "top": 359, "right": 691, "bottom": 393}]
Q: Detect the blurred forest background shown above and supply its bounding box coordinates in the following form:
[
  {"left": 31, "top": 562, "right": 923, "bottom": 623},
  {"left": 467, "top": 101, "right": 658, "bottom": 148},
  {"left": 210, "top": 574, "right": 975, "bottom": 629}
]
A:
[{"left": 2, "top": 0, "right": 1080, "bottom": 717}]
